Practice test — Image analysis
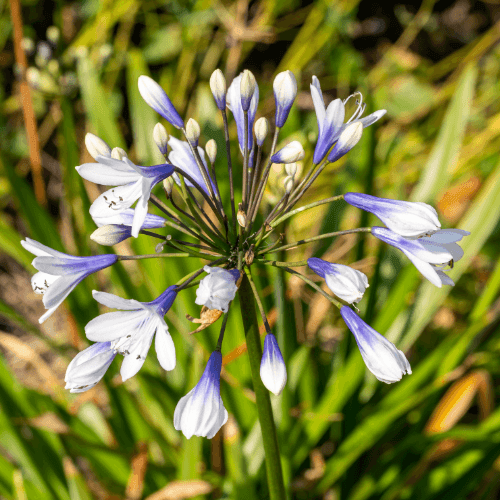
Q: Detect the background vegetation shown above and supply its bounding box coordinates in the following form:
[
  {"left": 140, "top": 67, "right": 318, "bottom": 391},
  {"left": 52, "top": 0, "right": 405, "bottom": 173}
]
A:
[{"left": 1, "top": 0, "right": 500, "bottom": 498}]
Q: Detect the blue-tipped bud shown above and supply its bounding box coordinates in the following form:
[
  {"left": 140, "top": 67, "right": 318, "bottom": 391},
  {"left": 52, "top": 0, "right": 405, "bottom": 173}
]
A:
[
  {"left": 153, "top": 123, "right": 169, "bottom": 156},
  {"left": 210, "top": 69, "right": 226, "bottom": 110},
  {"left": 138, "top": 75, "right": 184, "bottom": 129},
  {"left": 327, "top": 122, "right": 363, "bottom": 163},
  {"left": 273, "top": 70, "right": 297, "bottom": 127},
  {"left": 240, "top": 70, "right": 256, "bottom": 112},
  {"left": 340, "top": 306, "right": 411, "bottom": 384},
  {"left": 260, "top": 334, "right": 287, "bottom": 395},
  {"left": 271, "top": 141, "right": 305, "bottom": 164}
]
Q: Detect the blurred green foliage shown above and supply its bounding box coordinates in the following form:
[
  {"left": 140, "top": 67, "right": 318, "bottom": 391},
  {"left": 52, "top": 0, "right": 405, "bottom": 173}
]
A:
[{"left": 1, "top": 0, "right": 500, "bottom": 499}]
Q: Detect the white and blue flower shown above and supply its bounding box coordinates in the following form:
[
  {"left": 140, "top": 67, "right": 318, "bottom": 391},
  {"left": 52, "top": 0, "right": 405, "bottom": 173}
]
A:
[
  {"left": 308, "top": 257, "right": 369, "bottom": 304},
  {"left": 345, "top": 193, "right": 441, "bottom": 237},
  {"left": 340, "top": 306, "right": 411, "bottom": 384},
  {"left": 260, "top": 333, "right": 287, "bottom": 395},
  {"left": 372, "top": 227, "right": 469, "bottom": 287},
  {"left": 76, "top": 155, "right": 174, "bottom": 238},
  {"left": 311, "top": 76, "right": 386, "bottom": 164},
  {"left": 167, "top": 137, "right": 215, "bottom": 195},
  {"left": 138, "top": 75, "right": 184, "bottom": 129},
  {"left": 195, "top": 267, "right": 239, "bottom": 313},
  {"left": 84, "top": 286, "right": 178, "bottom": 382},
  {"left": 227, "top": 72, "right": 259, "bottom": 155},
  {"left": 273, "top": 70, "right": 297, "bottom": 128},
  {"left": 65, "top": 341, "right": 116, "bottom": 393},
  {"left": 21, "top": 238, "right": 118, "bottom": 323},
  {"left": 174, "top": 351, "right": 228, "bottom": 439}
]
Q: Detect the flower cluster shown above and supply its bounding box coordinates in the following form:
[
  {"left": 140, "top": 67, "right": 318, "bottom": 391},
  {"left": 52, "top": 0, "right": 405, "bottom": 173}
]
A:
[{"left": 22, "top": 67, "right": 468, "bottom": 439}]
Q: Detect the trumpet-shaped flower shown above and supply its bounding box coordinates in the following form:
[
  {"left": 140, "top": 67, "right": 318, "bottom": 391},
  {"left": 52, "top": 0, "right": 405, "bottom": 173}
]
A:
[
  {"left": 85, "top": 286, "right": 178, "bottom": 381},
  {"left": 174, "top": 351, "right": 228, "bottom": 439},
  {"left": 167, "top": 137, "right": 215, "bottom": 195},
  {"left": 327, "top": 122, "right": 363, "bottom": 163},
  {"left": 260, "top": 334, "right": 287, "bottom": 395},
  {"left": 340, "top": 306, "right": 411, "bottom": 384},
  {"left": 21, "top": 238, "right": 118, "bottom": 323},
  {"left": 138, "top": 75, "right": 184, "bottom": 129},
  {"left": 372, "top": 227, "right": 469, "bottom": 287},
  {"left": 77, "top": 155, "right": 174, "bottom": 237},
  {"left": 308, "top": 258, "right": 369, "bottom": 303},
  {"left": 311, "top": 76, "right": 386, "bottom": 164},
  {"left": 65, "top": 341, "right": 116, "bottom": 393},
  {"left": 344, "top": 193, "right": 441, "bottom": 237},
  {"left": 195, "top": 267, "right": 239, "bottom": 313},
  {"left": 273, "top": 70, "right": 297, "bottom": 127},
  {"left": 227, "top": 72, "right": 259, "bottom": 154}
]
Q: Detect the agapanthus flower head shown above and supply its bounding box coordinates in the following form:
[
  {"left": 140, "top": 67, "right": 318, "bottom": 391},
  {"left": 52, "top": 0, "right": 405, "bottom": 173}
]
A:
[
  {"left": 21, "top": 238, "right": 118, "bottom": 323},
  {"left": 340, "top": 306, "right": 411, "bottom": 384},
  {"left": 174, "top": 351, "right": 228, "bottom": 439},
  {"left": 344, "top": 193, "right": 441, "bottom": 237},
  {"left": 85, "top": 286, "right": 178, "bottom": 381},
  {"left": 372, "top": 227, "right": 469, "bottom": 287},
  {"left": 77, "top": 155, "right": 174, "bottom": 237},
  {"left": 195, "top": 267, "right": 239, "bottom": 313},
  {"left": 65, "top": 341, "right": 116, "bottom": 393},
  {"left": 138, "top": 75, "right": 184, "bottom": 129},
  {"left": 308, "top": 258, "right": 369, "bottom": 304},
  {"left": 260, "top": 333, "right": 287, "bottom": 395}
]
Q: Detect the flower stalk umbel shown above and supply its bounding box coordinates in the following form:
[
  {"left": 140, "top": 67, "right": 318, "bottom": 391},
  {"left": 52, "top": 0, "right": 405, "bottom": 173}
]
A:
[{"left": 22, "top": 69, "right": 469, "bottom": 500}]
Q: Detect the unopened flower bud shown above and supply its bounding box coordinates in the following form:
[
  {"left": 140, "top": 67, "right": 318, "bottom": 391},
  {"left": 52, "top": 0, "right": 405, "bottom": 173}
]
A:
[
  {"left": 153, "top": 123, "right": 169, "bottom": 156},
  {"left": 85, "top": 133, "right": 111, "bottom": 160},
  {"left": 26, "top": 67, "right": 41, "bottom": 88},
  {"left": 271, "top": 141, "right": 305, "bottom": 164},
  {"left": 254, "top": 117, "right": 269, "bottom": 147},
  {"left": 163, "top": 177, "right": 174, "bottom": 198},
  {"left": 237, "top": 206, "right": 246, "bottom": 227},
  {"left": 111, "top": 147, "right": 127, "bottom": 161},
  {"left": 90, "top": 225, "right": 132, "bottom": 246},
  {"left": 283, "top": 175, "right": 294, "bottom": 194},
  {"left": 47, "top": 60, "right": 59, "bottom": 76},
  {"left": 285, "top": 163, "right": 297, "bottom": 177},
  {"left": 138, "top": 75, "right": 184, "bottom": 129},
  {"left": 273, "top": 70, "right": 297, "bottom": 127},
  {"left": 21, "top": 37, "right": 35, "bottom": 55},
  {"left": 37, "top": 41, "right": 52, "bottom": 61},
  {"left": 210, "top": 69, "right": 226, "bottom": 110},
  {"left": 240, "top": 70, "right": 256, "bottom": 112},
  {"left": 328, "top": 122, "right": 363, "bottom": 163},
  {"left": 260, "top": 334, "right": 287, "bottom": 395},
  {"left": 155, "top": 241, "right": 166, "bottom": 253},
  {"left": 185, "top": 118, "right": 200, "bottom": 146},
  {"left": 206, "top": 139, "right": 217, "bottom": 164}
]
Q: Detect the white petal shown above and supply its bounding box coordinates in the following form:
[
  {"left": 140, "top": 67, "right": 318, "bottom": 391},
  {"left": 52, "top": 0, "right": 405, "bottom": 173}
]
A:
[
  {"left": 21, "top": 238, "right": 68, "bottom": 258},
  {"left": 155, "top": 320, "right": 176, "bottom": 371},
  {"left": 92, "top": 290, "right": 143, "bottom": 310},
  {"left": 402, "top": 249, "right": 442, "bottom": 287},
  {"left": 76, "top": 159, "right": 140, "bottom": 185},
  {"left": 131, "top": 191, "right": 150, "bottom": 238},
  {"left": 43, "top": 273, "right": 86, "bottom": 309},
  {"left": 89, "top": 181, "right": 144, "bottom": 219},
  {"left": 85, "top": 310, "right": 148, "bottom": 342},
  {"left": 310, "top": 79, "right": 326, "bottom": 132}
]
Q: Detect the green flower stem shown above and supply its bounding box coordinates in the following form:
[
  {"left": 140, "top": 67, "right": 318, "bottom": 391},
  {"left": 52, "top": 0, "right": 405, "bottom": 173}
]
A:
[
  {"left": 255, "top": 258, "right": 308, "bottom": 268},
  {"left": 239, "top": 271, "right": 286, "bottom": 500},
  {"left": 118, "top": 252, "right": 222, "bottom": 261},
  {"left": 269, "top": 227, "right": 372, "bottom": 253},
  {"left": 269, "top": 195, "right": 345, "bottom": 228},
  {"left": 165, "top": 239, "right": 223, "bottom": 261}
]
